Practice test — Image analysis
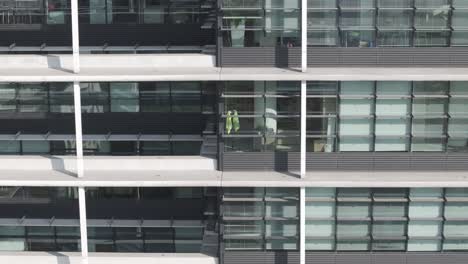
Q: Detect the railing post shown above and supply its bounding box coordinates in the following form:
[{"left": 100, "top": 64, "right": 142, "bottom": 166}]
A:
[{"left": 71, "top": 0, "right": 80, "bottom": 73}]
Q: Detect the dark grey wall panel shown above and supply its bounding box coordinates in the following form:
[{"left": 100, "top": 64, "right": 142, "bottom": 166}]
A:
[
  {"left": 222, "top": 152, "right": 300, "bottom": 171},
  {"left": 224, "top": 252, "right": 468, "bottom": 264},
  {"left": 222, "top": 152, "right": 468, "bottom": 171},
  {"left": 220, "top": 47, "right": 301, "bottom": 67},
  {"left": 224, "top": 251, "right": 300, "bottom": 264},
  {"left": 308, "top": 47, "right": 468, "bottom": 67}
]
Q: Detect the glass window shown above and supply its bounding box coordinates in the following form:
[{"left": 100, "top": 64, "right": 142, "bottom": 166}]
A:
[
  {"left": 264, "top": 136, "right": 300, "bottom": 152},
  {"left": 307, "top": 138, "right": 336, "bottom": 152},
  {"left": 341, "top": 30, "right": 376, "bottom": 47},
  {"left": 140, "top": 141, "right": 170, "bottom": 155},
  {"left": 307, "top": 81, "right": 338, "bottom": 95},
  {"left": 377, "top": 30, "right": 411, "bottom": 46},
  {"left": 412, "top": 118, "right": 445, "bottom": 136},
  {"left": 0, "top": 141, "right": 20, "bottom": 154},
  {"left": 307, "top": 98, "right": 337, "bottom": 115},
  {"left": 224, "top": 137, "right": 264, "bottom": 152},
  {"left": 308, "top": 10, "right": 337, "bottom": 29},
  {"left": 22, "top": 141, "right": 50, "bottom": 154},
  {"left": 17, "top": 84, "right": 48, "bottom": 112},
  {"left": 224, "top": 116, "right": 264, "bottom": 135},
  {"left": 49, "top": 83, "right": 74, "bottom": 113},
  {"left": 81, "top": 83, "right": 109, "bottom": 113},
  {"left": 171, "top": 82, "right": 201, "bottom": 112},
  {"left": 452, "top": 31, "right": 468, "bottom": 46},
  {"left": 172, "top": 141, "right": 201, "bottom": 155},
  {"left": 414, "top": 31, "right": 449, "bottom": 46},
  {"left": 144, "top": 228, "right": 174, "bottom": 252},
  {"left": 307, "top": 117, "right": 337, "bottom": 135},
  {"left": 308, "top": 30, "right": 339, "bottom": 46},
  {"left": 377, "top": 10, "right": 412, "bottom": 29},
  {"left": 225, "top": 97, "right": 264, "bottom": 115},
  {"left": 339, "top": 0, "right": 374, "bottom": 8},
  {"left": 139, "top": 82, "right": 170, "bottom": 112},
  {"left": 414, "top": 10, "right": 449, "bottom": 29},
  {"left": 110, "top": 83, "right": 139, "bottom": 112}
]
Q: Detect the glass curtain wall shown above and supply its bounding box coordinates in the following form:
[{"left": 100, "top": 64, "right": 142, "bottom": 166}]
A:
[
  {"left": 0, "top": 0, "right": 70, "bottom": 26},
  {"left": 221, "top": 0, "right": 300, "bottom": 47},
  {"left": 222, "top": 187, "right": 299, "bottom": 250},
  {"left": 0, "top": 82, "right": 217, "bottom": 156},
  {"left": 308, "top": 0, "right": 466, "bottom": 47},
  {"left": 0, "top": 0, "right": 71, "bottom": 47},
  {"left": 85, "top": 187, "right": 211, "bottom": 253},
  {"left": 306, "top": 81, "right": 468, "bottom": 152},
  {"left": 78, "top": 0, "right": 202, "bottom": 25},
  {"left": 0, "top": 187, "right": 80, "bottom": 252},
  {"left": 306, "top": 187, "right": 468, "bottom": 252},
  {"left": 222, "top": 81, "right": 301, "bottom": 152}
]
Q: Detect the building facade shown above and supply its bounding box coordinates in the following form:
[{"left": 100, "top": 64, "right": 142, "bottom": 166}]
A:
[{"left": 1, "top": 0, "right": 468, "bottom": 264}]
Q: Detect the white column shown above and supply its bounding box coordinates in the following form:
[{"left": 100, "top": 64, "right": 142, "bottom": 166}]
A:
[
  {"left": 300, "top": 187, "right": 306, "bottom": 264},
  {"left": 73, "top": 82, "right": 84, "bottom": 178},
  {"left": 300, "top": 80, "right": 307, "bottom": 264},
  {"left": 301, "top": 0, "right": 307, "bottom": 72},
  {"left": 78, "top": 187, "right": 88, "bottom": 257},
  {"left": 300, "top": 80, "right": 307, "bottom": 177},
  {"left": 71, "top": 0, "right": 80, "bottom": 73}
]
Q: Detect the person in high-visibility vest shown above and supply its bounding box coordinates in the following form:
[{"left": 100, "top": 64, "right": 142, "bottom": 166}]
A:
[
  {"left": 233, "top": 110, "right": 240, "bottom": 133},
  {"left": 226, "top": 110, "right": 233, "bottom": 135}
]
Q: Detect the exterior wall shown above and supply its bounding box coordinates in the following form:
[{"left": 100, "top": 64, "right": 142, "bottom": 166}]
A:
[
  {"left": 308, "top": 48, "right": 468, "bottom": 67},
  {"left": 220, "top": 48, "right": 301, "bottom": 67},
  {"left": 222, "top": 152, "right": 468, "bottom": 171},
  {"left": 224, "top": 251, "right": 468, "bottom": 264}
]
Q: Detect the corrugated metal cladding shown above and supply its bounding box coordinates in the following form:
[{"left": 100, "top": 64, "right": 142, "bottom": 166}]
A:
[
  {"left": 220, "top": 47, "right": 468, "bottom": 67},
  {"left": 220, "top": 47, "right": 301, "bottom": 67},
  {"left": 308, "top": 47, "right": 468, "bottom": 67},
  {"left": 222, "top": 152, "right": 468, "bottom": 171},
  {"left": 223, "top": 252, "right": 468, "bottom": 264}
]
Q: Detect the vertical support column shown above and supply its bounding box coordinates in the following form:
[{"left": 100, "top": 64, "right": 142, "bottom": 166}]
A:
[
  {"left": 74, "top": 81, "right": 88, "bottom": 258},
  {"left": 300, "top": 80, "right": 307, "bottom": 177},
  {"left": 73, "top": 81, "right": 84, "bottom": 178},
  {"left": 71, "top": 0, "right": 80, "bottom": 73},
  {"left": 300, "top": 79, "right": 307, "bottom": 264},
  {"left": 300, "top": 187, "right": 306, "bottom": 264},
  {"left": 78, "top": 187, "right": 88, "bottom": 257},
  {"left": 301, "top": 0, "right": 307, "bottom": 72}
]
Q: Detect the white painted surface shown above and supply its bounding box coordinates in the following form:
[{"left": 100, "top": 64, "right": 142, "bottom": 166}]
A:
[
  {"left": 301, "top": 0, "right": 307, "bottom": 72},
  {"left": 0, "top": 156, "right": 217, "bottom": 171},
  {"left": 73, "top": 82, "right": 84, "bottom": 178},
  {"left": 0, "top": 54, "right": 215, "bottom": 69},
  {"left": 78, "top": 187, "right": 88, "bottom": 257},
  {"left": 300, "top": 81, "right": 306, "bottom": 178},
  {"left": 0, "top": 252, "right": 217, "bottom": 264},
  {"left": 0, "top": 168, "right": 467, "bottom": 187},
  {"left": 71, "top": 0, "right": 80, "bottom": 73},
  {"left": 1, "top": 54, "right": 468, "bottom": 82},
  {"left": 299, "top": 187, "right": 306, "bottom": 264}
]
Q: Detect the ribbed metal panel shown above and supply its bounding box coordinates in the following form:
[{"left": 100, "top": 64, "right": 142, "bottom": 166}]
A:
[
  {"left": 372, "top": 153, "right": 412, "bottom": 170},
  {"left": 371, "top": 253, "right": 406, "bottom": 264},
  {"left": 220, "top": 47, "right": 301, "bottom": 67},
  {"left": 409, "top": 153, "right": 447, "bottom": 170},
  {"left": 336, "top": 254, "right": 371, "bottom": 264},
  {"left": 224, "top": 251, "right": 299, "bottom": 264},
  {"left": 306, "top": 252, "right": 335, "bottom": 264},
  {"left": 224, "top": 252, "right": 468, "bottom": 264},
  {"left": 336, "top": 153, "right": 374, "bottom": 170},
  {"left": 308, "top": 47, "right": 468, "bottom": 67},
  {"left": 222, "top": 152, "right": 468, "bottom": 171}
]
